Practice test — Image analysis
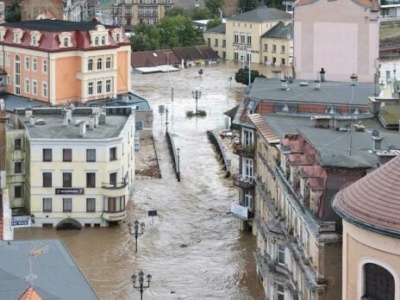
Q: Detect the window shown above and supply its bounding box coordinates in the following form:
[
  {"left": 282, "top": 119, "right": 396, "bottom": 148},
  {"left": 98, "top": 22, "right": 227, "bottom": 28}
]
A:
[
  {"left": 106, "top": 57, "right": 111, "bottom": 69},
  {"left": 88, "top": 59, "right": 93, "bottom": 71},
  {"left": 42, "top": 82, "right": 48, "bottom": 97},
  {"left": 87, "top": 149, "right": 96, "bottom": 162},
  {"left": 103, "top": 196, "right": 125, "bottom": 212},
  {"left": 14, "top": 138, "right": 22, "bottom": 150},
  {"left": 207, "top": 38, "right": 210, "bottom": 46},
  {"left": 116, "top": 33, "right": 120, "bottom": 42},
  {"left": 97, "top": 58, "right": 102, "bottom": 70},
  {"left": 86, "top": 173, "right": 96, "bottom": 188},
  {"left": 106, "top": 79, "right": 111, "bottom": 93},
  {"left": 278, "top": 245, "right": 285, "bottom": 265},
  {"left": 14, "top": 161, "right": 22, "bottom": 174},
  {"left": 62, "top": 172, "right": 72, "bottom": 187},
  {"left": 264, "top": 44, "right": 268, "bottom": 52},
  {"left": 234, "top": 32, "right": 239, "bottom": 43},
  {"left": 246, "top": 35, "right": 252, "bottom": 45},
  {"left": 363, "top": 263, "right": 395, "bottom": 300},
  {"left": 14, "top": 185, "right": 22, "bottom": 198},
  {"left": 43, "top": 198, "right": 52, "bottom": 212},
  {"left": 32, "top": 80, "right": 37, "bottom": 95},
  {"left": 272, "top": 44, "right": 277, "bottom": 53},
  {"left": 63, "top": 38, "right": 68, "bottom": 47},
  {"left": 62, "top": 149, "right": 72, "bottom": 162},
  {"left": 25, "top": 79, "right": 30, "bottom": 93},
  {"left": 281, "top": 45, "right": 285, "bottom": 53},
  {"left": 240, "top": 33, "right": 245, "bottom": 44},
  {"left": 110, "top": 172, "right": 117, "bottom": 186},
  {"left": 32, "top": 58, "right": 37, "bottom": 71},
  {"left": 281, "top": 58, "right": 286, "bottom": 66},
  {"left": 95, "top": 36, "right": 99, "bottom": 45},
  {"left": 25, "top": 57, "right": 30, "bottom": 70},
  {"left": 214, "top": 39, "right": 218, "bottom": 47},
  {"left": 43, "top": 149, "right": 52, "bottom": 161},
  {"left": 88, "top": 82, "right": 94, "bottom": 95},
  {"left": 42, "top": 59, "right": 47, "bottom": 73},
  {"left": 86, "top": 198, "right": 96, "bottom": 212},
  {"left": 63, "top": 198, "right": 72, "bottom": 212},
  {"left": 102, "top": 36, "right": 106, "bottom": 45},
  {"left": 43, "top": 172, "right": 52, "bottom": 187},
  {"left": 277, "top": 285, "right": 285, "bottom": 300},
  {"left": 110, "top": 147, "right": 117, "bottom": 161},
  {"left": 97, "top": 81, "right": 102, "bottom": 94}
]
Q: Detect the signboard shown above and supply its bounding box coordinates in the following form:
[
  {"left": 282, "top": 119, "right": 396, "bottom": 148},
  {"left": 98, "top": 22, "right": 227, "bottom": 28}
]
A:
[
  {"left": 11, "top": 215, "right": 31, "bottom": 227},
  {"left": 158, "top": 105, "right": 165, "bottom": 114},
  {"left": 231, "top": 203, "right": 248, "bottom": 220},
  {"left": 55, "top": 188, "right": 84, "bottom": 195},
  {"left": 148, "top": 210, "right": 158, "bottom": 217}
]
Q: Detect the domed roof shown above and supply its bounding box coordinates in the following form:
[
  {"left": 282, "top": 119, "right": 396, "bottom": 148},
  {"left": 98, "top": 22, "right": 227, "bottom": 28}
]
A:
[{"left": 333, "top": 155, "right": 400, "bottom": 237}]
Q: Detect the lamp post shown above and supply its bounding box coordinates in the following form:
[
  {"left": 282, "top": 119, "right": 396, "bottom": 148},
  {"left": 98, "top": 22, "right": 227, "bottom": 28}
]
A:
[
  {"left": 165, "top": 108, "right": 169, "bottom": 133},
  {"left": 128, "top": 220, "right": 145, "bottom": 253},
  {"left": 191, "top": 88, "right": 202, "bottom": 116},
  {"left": 131, "top": 270, "right": 151, "bottom": 300},
  {"left": 165, "top": 51, "right": 173, "bottom": 101},
  {"left": 177, "top": 147, "right": 180, "bottom": 182}
]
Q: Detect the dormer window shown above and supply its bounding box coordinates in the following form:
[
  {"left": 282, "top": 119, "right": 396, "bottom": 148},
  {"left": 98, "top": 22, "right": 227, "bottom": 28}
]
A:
[
  {"left": 111, "top": 28, "right": 123, "bottom": 43},
  {"left": 89, "top": 25, "right": 109, "bottom": 47},
  {"left": 95, "top": 36, "right": 99, "bottom": 45},
  {"left": 102, "top": 36, "right": 106, "bottom": 45},
  {"left": 58, "top": 32, "right": 72, "bottom": 48},
  {"left": 13, "top": 28, "right": 24, "bottom": 44},
  {"left": 30, "top": 31, "right": 41, "bottom": 47},
  {"left": 0, "top": 26, "right": 6, "bottom": 42}
]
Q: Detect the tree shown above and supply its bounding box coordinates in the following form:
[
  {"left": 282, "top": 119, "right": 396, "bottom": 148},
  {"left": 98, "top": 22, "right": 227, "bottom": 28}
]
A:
[
  {"left": 5, "top": 2, "right": 21, "bottom": 23},
  {"left": 207, "top": 18, "right": 222, "bottom": 30},
  {"left": 264, "top": 0, "right": 284, "bottom": 10},
  {"left": 165, "top": 6, "right": 189, "bottom": 18},
  {"left": 191, "top": 7, "right": 212, "bottom": 20},
  {"left": 235, "top": 67, "right": 265, "bottom": 85},
  {"left": 204, "top": 0, "right": 224, "bottom": 18},
  {"left": 239, "top": 0, "right": 259, "bottom": 12}
]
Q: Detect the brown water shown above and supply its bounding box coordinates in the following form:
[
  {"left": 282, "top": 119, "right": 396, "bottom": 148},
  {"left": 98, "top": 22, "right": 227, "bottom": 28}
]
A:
[{"left": 15, "top": 61, "right": 278, "bottom": 300}]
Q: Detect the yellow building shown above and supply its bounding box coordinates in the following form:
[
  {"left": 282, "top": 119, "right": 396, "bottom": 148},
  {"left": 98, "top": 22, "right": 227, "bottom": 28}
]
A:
[
  {"left": 9, "top": 106, "right": 136, "bottom": 228},
  {"left": 204, "top": 23, "right": 226, "bottom": 60},
  {"left": 225, "top": 7, "right": 292, "bottom": 64},
  {"left": 333, "top": 155, "right": 400, "bottom": 300},
  {"left": 0, "top": 19, "right": 131, "bottom": 106}
]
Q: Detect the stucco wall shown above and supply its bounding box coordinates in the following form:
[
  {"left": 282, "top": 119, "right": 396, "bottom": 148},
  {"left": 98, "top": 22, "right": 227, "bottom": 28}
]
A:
[
  {"left": 55, "top": 56, "right": 81, "bottom": 103},
  {"left": 342, "top": 221, "right": 400, "bottom": 299}
]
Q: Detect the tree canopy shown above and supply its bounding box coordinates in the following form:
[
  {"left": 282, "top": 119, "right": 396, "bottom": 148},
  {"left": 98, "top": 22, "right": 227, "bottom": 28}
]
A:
[
  {"left": 5, "top": 3, "right": 21, "bottom": 23},
  {"left": 207, "top": 18, "right": 222, "bottom": 30},
  {"left": 239, "top": 0, "right": 259, "bottom": 13},
  {"left": 235, "top": 67, "right": 265, "bottom": 85},
  {"left": 204, "top": 0, "right": 224, "bottom": 18}
]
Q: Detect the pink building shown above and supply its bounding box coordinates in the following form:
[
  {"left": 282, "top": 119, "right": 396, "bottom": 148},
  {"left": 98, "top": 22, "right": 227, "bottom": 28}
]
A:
[{"left": 294, "top": 0, "right": 380, "bottom": 83}]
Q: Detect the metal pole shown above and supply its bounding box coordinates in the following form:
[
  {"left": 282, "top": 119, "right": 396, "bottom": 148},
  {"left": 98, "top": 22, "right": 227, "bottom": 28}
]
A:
[
  {"left": 135, "top": 224, "right": 138, "bottom": 253},
  {"left": 195, "top": 92, "right": 198, "bottom": 115},
  {"left": 165, "top": 108, "right": 169, "bottom": 133},
  {"left": 248, "top": 51, "right": 251, "bottom": 86}
]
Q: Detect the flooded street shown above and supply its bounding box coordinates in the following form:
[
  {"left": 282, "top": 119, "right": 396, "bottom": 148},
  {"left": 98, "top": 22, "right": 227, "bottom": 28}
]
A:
[{"left": 15, "top": 62, "right": 273, "bottom": 299}]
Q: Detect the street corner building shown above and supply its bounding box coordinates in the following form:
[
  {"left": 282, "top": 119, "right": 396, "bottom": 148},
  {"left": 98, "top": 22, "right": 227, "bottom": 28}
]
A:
[{"left": 1, "top": 105, "right": 137, "bottom": 232}]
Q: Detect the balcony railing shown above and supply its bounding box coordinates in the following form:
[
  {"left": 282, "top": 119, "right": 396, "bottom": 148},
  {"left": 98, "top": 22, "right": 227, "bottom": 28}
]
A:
[
  {"left": 102, "top": 181, "right": 127, "bottom": 190},
  {"left": 234, "top": 175, "right": 254, "bottom": 188},
  {"left": 101, "top": 210, "right": 126, "bottom": 221},
  {"left": 233, "top": 144, "right": 255, "bottom": 157}
]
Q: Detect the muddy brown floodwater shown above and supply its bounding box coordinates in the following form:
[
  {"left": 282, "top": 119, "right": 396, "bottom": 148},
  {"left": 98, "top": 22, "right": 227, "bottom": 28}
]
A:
[{"left": 15, "top": 61, "right": 279, "bottom": 299}]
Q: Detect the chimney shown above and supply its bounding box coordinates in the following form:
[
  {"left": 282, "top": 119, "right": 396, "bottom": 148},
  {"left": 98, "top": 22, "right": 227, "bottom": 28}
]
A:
[
  {"left": 99, "top": 112, "right": 106, "bottom": 125},
  {"left": 79, "top": 121, "right": 86, "bottom": 137},
  {"left": 281, "top": 79, "right": 288, "bottom": 90},
  {"left": 30, "top": 116, "right": 35, "bottom": 126},
  {"left": 371, "top": 129, "right": 383, "bottom": 151},
  {"left": 319, "top": 68, "right": 326, "bottom": 82},
  {"left": 62, "top": 109, "right": 69, "bottom": 127},
  {"left": 89, "top": 116, "right": 95, "bottom": 130}
]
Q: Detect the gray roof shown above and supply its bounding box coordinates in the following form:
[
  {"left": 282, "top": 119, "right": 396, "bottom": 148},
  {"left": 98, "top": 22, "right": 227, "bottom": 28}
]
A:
[
  {"left": 262, "top": 21, "right": 293, "bottom": 39},
  {"left": 205, "top": 23, "right": 226, "bottom": 34},
  {"left": 0, "top": 239, "right": 98, "bottom": 299},
  {"left": 87, "top": 92, "right": 152, "bottom": 111},
  {"left": 228, "top": 7, "right": 292, "bottom": 22},
  {"left": 1, "top": 93, "right": 47, "bottom": 112},
  {"left": 6, "top": 19, "right": 112, "bottom": 32},
  {"left": 17, "top": 107, "right": 131, "bottom": 140},
  {"left": 264, "top": 115, "right": 400, "bottom": 167},
  {"left": 250, "top": 78, "right": 376, "bottom": 106}
]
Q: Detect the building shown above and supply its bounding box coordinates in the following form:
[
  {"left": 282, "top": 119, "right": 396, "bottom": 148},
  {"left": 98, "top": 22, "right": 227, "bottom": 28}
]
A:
[
  {"left": 293, "top": 0, "right": 380, "bottom": 82},
  {"left": 112, "top": 0, "right": 174, "bottom": 29},
  {"left": 7, "top": 106, "right": 136, "bottom": 228},
  {"left": 333, "top": 154, "right": 400, "bottom": 300},
  {"left": 0, "top": 19, "right": 131, "bottom": 106},
  {"left": 204, "top": 23, "right": 226, "bottom": 59},
  {"left": 225, "top": 7, "right": 292, "bottom": 65}
]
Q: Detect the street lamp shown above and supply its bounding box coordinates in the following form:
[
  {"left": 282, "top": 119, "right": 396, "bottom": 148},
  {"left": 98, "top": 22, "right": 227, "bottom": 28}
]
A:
[
  {"left": 128, "top": 220, "right": 145, "bottom": 253},
  {"left": 176, "top": 147, "right": 180, "bottom": 182},
  {"left": 191, "top": 88, "right": 202, "bottom": 116},
  {"left": 131, "top": 270, "right": 151, "bottom": 300},
  {"left": 165, "top": 108, "right": 169, "bottom": 133}
]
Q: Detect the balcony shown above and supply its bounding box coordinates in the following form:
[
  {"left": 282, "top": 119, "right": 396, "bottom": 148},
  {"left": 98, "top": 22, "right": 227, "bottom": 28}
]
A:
[
  {"left": 102, "top": 181, "right": 128, "bottom": 198},
  {"left": 101, "top": 210, "right": 126, "bottom": 221},
  {"left": 233, "top": 144, "right": 255, "bottom": 157},
  {"left": 234, "top": 175, "right": 254, "bottom": 188}
]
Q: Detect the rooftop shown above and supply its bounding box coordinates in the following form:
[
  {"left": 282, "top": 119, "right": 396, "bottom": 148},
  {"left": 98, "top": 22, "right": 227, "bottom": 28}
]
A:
[
  {"left": 228, "top": 7, "right": 292, "bottom": 22},
  {"left": 262, "top": 21, "right": 293, "bottom": 39},
  {"left": 205, "top": 23, "right": 226, "bottom": 34},
  {"left": 0, "top": 239, "right": 97, "bottom": 299},
  {"left": 5, "top": 19, "right": 113, "bottom": 32}
]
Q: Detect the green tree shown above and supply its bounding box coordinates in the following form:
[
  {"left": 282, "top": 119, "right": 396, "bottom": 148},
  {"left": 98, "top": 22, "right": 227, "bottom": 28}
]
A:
[
  {"left": 5, "top": 2, "right": 21, "bottom": 23},
  {"left": 165, "top": 6, "right": 189, "bottom": 18},
  {"left": 207, "top": 18, "right": 222, "bottom": 30},
  {"left": 204, "top": 0, "right": 224, "bottom": 18},
  {"left": 239, "top": 0, "right": 259, "bottom": 12},
  {"left": 191, "top": 7, "right": 212, "bottom": 20},
  {"left": 235, "top": 67, "right": 265, "bottom": 85},
  {"left": 264, "top": 0, "right": 283, "bottom": 10}
]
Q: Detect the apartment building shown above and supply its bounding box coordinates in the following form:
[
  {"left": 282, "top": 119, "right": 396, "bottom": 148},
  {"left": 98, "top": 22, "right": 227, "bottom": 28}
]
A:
[
  {"left": 7, "top": 106, "right": 136, "bottom": 228},
  {"left": 0, "top": 19, "right": 131, "bottom": 106},
  {"left": 293, "top": 0, "right": 379, "bottom": 82},
  {"left": 225, "top": 7, "right": 292, "bottom": 64},
  {"left": 112, "top": 0, "right": 174, "bottom": 29},
  {"left": 333, "top": 154, "right": 400, "bottom": 300},
  {"left": 204, "top": 24, "right": 226, "bottom": 59}
]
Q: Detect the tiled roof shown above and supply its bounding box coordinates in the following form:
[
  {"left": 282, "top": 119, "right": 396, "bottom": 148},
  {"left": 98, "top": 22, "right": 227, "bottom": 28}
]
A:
[
  {"left": 249, "top": 114, "right": 280, "bottom": 143},
  {"left": 19, "top": 287, "right": 41, "bottom": 300},
  {"left": 297, "top": 103, "right": 326, "bottom": 114},
  {"left": 294, "top": 0, "right": 379, "bottom": 10},
  {"left": 256, "top": 101, "right": 275, "bottom": 114},
  {"left": 262, "top": 21, "right": 293, "bottom": 39},
  {"left": 333, "top": 154, "right": 400, "bottom": 237},
  {"left": 228, "top": 7, "right": 292, "bottom": 22},
  {"left": 288, "top": 154, "right": 314, "bottom": 164},
  {"left": 131, "top": 49, "right": 180, "bottom": 68},
  {"left": 299, "top": 165, "right": 325, "bottom": 177},
  {"left": 6, "top": 19, "right": 112, "bottom": 31},
  {"left": 171, "top": 45, "right": 219, "bottom": 61},
  {"left": 205, "top": 23, "right": 226, "bottom": 34}
]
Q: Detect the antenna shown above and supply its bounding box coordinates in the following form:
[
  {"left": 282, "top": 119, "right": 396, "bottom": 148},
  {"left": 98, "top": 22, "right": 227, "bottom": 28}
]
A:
[{"left": 25, "top": 245, "right": 49, "bottom": 286}]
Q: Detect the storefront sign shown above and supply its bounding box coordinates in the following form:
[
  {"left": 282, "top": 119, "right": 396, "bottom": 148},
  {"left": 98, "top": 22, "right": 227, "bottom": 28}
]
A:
[
  {"left": 11, "top": 215, "right": 31, "bottom": 227},
  {"left": 231, "top": 203, "right": 248, "bottom": 220},
  {"left": 55, "top": 188, "right": 84, "bottom": 195}
]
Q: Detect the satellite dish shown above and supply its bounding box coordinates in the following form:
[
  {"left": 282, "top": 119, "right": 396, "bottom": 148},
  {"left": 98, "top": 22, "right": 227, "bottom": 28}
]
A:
[{"left": 371, "top": 129, "right": 380, "bottom": 137}]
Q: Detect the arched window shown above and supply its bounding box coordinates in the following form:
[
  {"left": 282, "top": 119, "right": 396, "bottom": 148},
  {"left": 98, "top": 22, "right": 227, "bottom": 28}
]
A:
[
  {"left": 106, "top": 57, "right": 111, "bottom": 69},
  {"left": 88, "top": 59, "right": 93, "bottom": 71},
  {"left": 363, "top": 263, "right": 395, "bottom": 300},
  {"left": 97, "top": 58, "right": 102, "bottom": 70},
  {"left": 95, "top": 36, "right": 99, "bottom": 46},
  {"left": 102, "top": 36, "right": 106, "bottom": 45}
]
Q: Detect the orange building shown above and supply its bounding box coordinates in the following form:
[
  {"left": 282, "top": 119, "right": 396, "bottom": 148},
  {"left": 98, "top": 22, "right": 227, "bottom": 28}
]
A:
[{"left": 0, "top": 19, "right": 131, "bottom": 106}]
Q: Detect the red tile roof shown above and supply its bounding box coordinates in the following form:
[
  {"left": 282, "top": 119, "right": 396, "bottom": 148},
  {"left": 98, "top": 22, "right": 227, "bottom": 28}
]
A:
[
  {"left": 334, "top": 155, "right": 400, "bottom": 236},
  {"left": 249, "top": 114, "right": 280, "bottom": 144},
  {"left": 288, "top": 154, "right": 313, "bottom": 165},
  {"left": 297, "top": 103, "right": 326, "bottom": 114},
  {"left": 256, "top": 101, "right": 275, "bottom": 114},
  {"left": 131, "top": 50, "right": 180, "bottom": 68},
  {"left": 19, "top": 287, "right": 41, "bottom": 300}
]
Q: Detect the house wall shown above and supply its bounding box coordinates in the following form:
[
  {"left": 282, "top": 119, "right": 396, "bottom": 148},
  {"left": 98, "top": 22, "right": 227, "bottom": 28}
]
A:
[
  {"left": 260, "top": 36, "right": 293, "bottom": 67},
  {"left": 342, "top": 221, "right": 400, "bottom": 300},
  {"left": 294, "top": 0, "right": 379, "bottom": 82},
  {"left": 203, "top": 31, "right": 226, "bottom": 59}
]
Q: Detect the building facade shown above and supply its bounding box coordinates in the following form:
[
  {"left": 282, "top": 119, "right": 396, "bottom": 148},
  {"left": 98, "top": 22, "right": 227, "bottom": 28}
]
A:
[
  {"left": 112, "top": 0, "right": 174, "bottom": 29},
  {"left": 0, "top": 19, "right": 131, "bottom": 106},
  {"left": 204, "top": 24, "right": 226, "bottom": 59},
  {"left": 293, "top": 0, "right": 379, "bottom": 82},
  {"left": 261, "top": 22, "right": 293, "bottom": 68},
  {"left": 7, "top": 106, "right": 136, "bottom": 228},
  {"left": 333, "top": 155, "right": 400, "bottom": 300}
]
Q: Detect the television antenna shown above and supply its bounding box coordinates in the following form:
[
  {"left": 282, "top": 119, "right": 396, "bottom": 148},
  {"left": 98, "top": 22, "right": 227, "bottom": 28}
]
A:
[{"left": 25, "top": 245, "right": 49, "bottom": 286}]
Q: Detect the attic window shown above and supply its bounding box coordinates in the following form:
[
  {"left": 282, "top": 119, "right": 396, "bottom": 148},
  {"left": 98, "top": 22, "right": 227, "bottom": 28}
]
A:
[
  {"left": 13, "top": 28, "right": 24, "bottom": 44},
  {"left": 111, "top": 28, "right": 123, "bottom": 44},
  {"left": 30, "top": 31, "right": 42, "bottom": 47},
  {"left": 58, "top": 32, "right": 72, "bottom": 48}
]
